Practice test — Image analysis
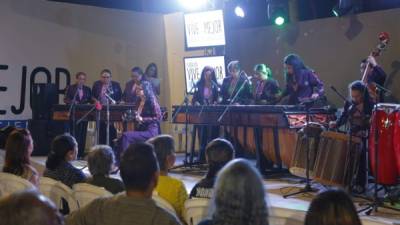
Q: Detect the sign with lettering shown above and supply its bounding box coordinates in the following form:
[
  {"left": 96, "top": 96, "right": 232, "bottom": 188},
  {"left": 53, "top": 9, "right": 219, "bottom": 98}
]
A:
[
  {"left": 184, "top": 10, "right": 226, "bottom": 48},
  {"left": 184, "top": 56, "right": 225, "bottom": 93}
]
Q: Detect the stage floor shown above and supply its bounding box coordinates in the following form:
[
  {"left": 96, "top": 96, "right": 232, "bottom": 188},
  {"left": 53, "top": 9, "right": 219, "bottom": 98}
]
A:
[{"left": 1, "top": 150, "right": 399, "bottom": 225}]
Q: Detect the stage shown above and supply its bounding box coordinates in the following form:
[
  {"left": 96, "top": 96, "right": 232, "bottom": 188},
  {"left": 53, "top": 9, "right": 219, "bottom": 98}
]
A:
[{"left": 1, "top": 150, "right": 398, "bottom": 225}]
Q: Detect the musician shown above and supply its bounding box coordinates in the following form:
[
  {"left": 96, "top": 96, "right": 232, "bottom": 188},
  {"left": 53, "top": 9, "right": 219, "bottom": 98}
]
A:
[
  {"left": 92, "top": 69, "right": 122, "bottom": 146},
  {"left": 329, "top": 81, "right": 373, "bottom": 193},
  {"left": 122, "top": 67, "right": 146, "bottom": 103},
  {"left": 361, "top": 55, "right": 387, "bottom": 102},
  {"left": 280, "top": 54, "right": 325, "bottom": 105},
  {"left": 251, "top": 64, "right": 281, "bottom": 105},
  {"left": 64, "top": 72, "right": 92, "bottom": 158},
  {"left": 119, "top": 81, "right": 162, "bottom": 157},
  {"left": 192, "top": 66, "right": 220, "bottom": 162},
  {"left": 145, "top": 63, "right": 161, "bottom": 97},
  {"left": 220, "top": 60, "right": 252, "bottom": 105}
]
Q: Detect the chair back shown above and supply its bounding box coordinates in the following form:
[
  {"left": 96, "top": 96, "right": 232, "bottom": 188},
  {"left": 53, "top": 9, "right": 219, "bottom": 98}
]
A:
[
  {"left": 184, "top": 198, "right": 210, "bottom": 225},
  {"left": 73, "top": 183, "right": 112, "bottom": 208},
  {"left": 152, "top": 194, "right": 177, "bottom": 216},
  {"left": 38, "top": 177, "right": 78, "bottom": 213},
  {"left": 0, "top": 172, "right": 35, "bottom": 197}
]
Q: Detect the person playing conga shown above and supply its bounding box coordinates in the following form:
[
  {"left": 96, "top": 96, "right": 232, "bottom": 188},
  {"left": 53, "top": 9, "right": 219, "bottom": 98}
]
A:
[{"left": 329, "top": 81, "right": 373, "bottom": 193}]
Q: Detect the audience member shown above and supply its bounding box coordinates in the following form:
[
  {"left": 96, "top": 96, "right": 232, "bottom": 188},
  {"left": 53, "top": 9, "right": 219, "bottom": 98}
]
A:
[
  {"left": 190, "top": 138, "right": 235, "bottom": 199},
  {"left": 2, "top": 129, "right": 39, "bottom": 186},
  {"left": 66, "top": 142, "right": 182, "bottom": 225},
  {"left": 304, "top": 189, "right": 362, "bottom": 225},
  {"left": 198, "top": 159, "right": 268, "bottom": 225},
  {"left": 86, "top": 145, "right": 124, "bottom": 194},
  {"left": 0, "top": 189, "right": 64, "bottom": 225},
  {"left": 147, "top": 135, "right": 188, "bottom": 219},
  {"left": 44, "top": 134, "right": 86, "bottom": 188}
]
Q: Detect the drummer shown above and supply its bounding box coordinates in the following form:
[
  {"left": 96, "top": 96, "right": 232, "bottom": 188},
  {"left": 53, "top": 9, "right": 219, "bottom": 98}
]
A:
[{"left": 329, "top": 80, "right": 373, "bottom": 193}]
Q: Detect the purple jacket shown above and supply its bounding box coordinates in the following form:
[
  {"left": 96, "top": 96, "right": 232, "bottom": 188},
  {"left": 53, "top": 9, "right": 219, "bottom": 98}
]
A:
[{"left": 282, "top": 69, "right": 324, "bottom": 104}]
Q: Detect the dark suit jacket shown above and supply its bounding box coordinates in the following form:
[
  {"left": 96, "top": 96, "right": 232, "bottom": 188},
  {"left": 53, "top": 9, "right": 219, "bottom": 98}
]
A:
[
  {"left": 64, "top": 84, "right": 92, "bottom": 104},
  {"left": 92, "top": 80, "right": 122, "bottom": 103},
  {"left": 220, "top": 75, "right": 251, "bottom": 105}
]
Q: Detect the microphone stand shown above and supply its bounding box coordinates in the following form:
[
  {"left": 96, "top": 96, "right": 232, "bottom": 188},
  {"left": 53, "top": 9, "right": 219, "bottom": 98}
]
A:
[
  {"left": 68, "top": 86, "right": 80, "bottom": 137},
  {"left": 171, "top": 84, "right": 196, "bottom": 169},
  {"left": 104, "top": 92, "right": 116, "bottom": 146},
  {"left": 218, "top": 78, "right": 249, "bottom": 123}
]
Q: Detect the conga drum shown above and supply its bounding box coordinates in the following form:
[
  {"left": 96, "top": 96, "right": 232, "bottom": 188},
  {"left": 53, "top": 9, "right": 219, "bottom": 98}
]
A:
[
  {"left": 369, "top": 103, "right": 399, "bottom": 185},
  {"left": 289, "top": 123, "right": 324, "bottom": 178},
  {"left": 394, "top": 106, "right": 400, "bottom": 174},
  {"left": 313, "top": 131, "right": 361, "bottom": 188}
]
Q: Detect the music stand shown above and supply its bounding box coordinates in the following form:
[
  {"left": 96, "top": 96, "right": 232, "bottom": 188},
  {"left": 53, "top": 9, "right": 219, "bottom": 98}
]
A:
[{"left": 283, "top": 100, "right": 317, "bottom": 198}]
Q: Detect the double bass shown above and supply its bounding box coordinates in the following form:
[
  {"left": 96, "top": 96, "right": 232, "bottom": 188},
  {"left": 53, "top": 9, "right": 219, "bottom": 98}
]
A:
[{"left": 361, "top": 32, "right": 390, "bottom": 102}]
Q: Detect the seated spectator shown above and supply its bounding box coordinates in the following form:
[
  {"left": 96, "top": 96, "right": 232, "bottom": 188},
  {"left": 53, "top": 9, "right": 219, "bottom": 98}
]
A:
[
  {"left": 147, "top": 135, "right": 188, "bottom": 219},
  {"left": 44, "top": 134, "right": 86, "bottom": 188},
  {"left": 198, "top": 159, "right": 268, "bottom": 225},
  {"left": 190, "top": 138, "right": 235, "bottom": 199},
  {"left": 2, "top": 129, "right": 39, "bottom": 186},
  {"left": 86, "top": 145, "right": 124, "bottom": 194},
  {"left": 0, "top": 189, "right": 64, "bottom": 225},
  {"left": 66, "top": 142, "right": 182, "bottom": 225},
  {"left": 304, "top": 189, "right": 362, "bottom": 225}
]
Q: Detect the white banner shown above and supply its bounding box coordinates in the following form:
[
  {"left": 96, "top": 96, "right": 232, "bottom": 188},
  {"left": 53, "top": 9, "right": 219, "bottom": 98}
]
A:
[{"left": 184, "top": 10, "right": 226, "bottom": 48}]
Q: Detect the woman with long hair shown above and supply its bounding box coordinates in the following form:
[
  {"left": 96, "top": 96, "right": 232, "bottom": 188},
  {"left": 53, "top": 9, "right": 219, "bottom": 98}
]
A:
[
  {"left": 119, "top": 81, "right": 162, "bottom": 156},
  {"left": 3, "top": 129, "right": 39, "bottom": 186},
  {"left": 198, "top": 159, "right": 269, "bottom": 225},
  {"left": 305, "top": 189, "right": 362, "bottom": 225},
  {"left": 280, "top": 54, "right": 325, "bottom": 105},
  {"left": 144, "top": 63, "right": 161, "bottom": 97},
  {"left": 192, "top": 66, "right": 219, "bottom": 105},
  {"left": 252, "top": 64, "right": 281, "bottom": 105},
  {"left": 43, "top": 134, "right": 86, "bottom": 187}
]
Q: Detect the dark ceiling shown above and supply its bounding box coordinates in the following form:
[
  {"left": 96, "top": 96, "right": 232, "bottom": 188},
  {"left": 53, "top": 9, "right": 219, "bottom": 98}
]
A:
[{"left": 47, "top": 0, "right": 400, "bottom": 28}]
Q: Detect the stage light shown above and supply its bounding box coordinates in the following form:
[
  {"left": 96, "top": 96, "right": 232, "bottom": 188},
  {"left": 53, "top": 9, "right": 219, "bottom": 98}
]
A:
[
  {"left": 332, "top": 0, "right": 363, "bottom": 17},
  {"left": 179, "top": 0, "right": 208, "bottom": 11},
  {"left": 274, "top": 16, "right": 285, "bottom": 26},
  {"left": 234, "top": 6, "right": 245, "bottom": 18}
]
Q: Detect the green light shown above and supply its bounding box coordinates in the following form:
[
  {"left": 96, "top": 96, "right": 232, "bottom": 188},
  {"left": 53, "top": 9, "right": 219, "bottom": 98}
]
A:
[{"left": 274, "top": 16, "right": 285, "bottom": 26}]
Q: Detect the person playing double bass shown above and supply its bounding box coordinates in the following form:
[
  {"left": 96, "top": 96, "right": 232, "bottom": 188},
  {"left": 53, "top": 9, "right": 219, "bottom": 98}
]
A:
[{"left": 360, "top": 55, "right": 387, "bottom": 103}]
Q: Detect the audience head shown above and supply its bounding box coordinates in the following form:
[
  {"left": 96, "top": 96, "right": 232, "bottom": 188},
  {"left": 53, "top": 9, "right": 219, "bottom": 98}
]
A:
[
  {"left": 131, "top": 66, "right": 144, "bottom": 83},
  {"left": 75, "top": 72, "right": 87, "bottom": 87},
  {"left": 284, "top": 54, "right": 306, "bottom": 77},
  {"left": 3, "top": 129, "right": 33, "bottom": 176},
  {"left": 0, "top": 126, "right": 17, "bottom": 149},
  {"left": 87, "top": 145, "right": 115, "bottom": 177},
  {"left": 210, "top": 159, "right": 268, "bottom": 225},
  {"left": 147, "top": 135, "right": 175, "bottom": 172},
  {"left": 227, "top": 60, "right": 241, "bottom": 78},
  {"left": 205, "top": 138, "right": 235, "bottom": 177},
  {"left": 45, "top": 134, "right": 78, "bottom": 170},
  {"left": 0, "top": 189, "right": 63, "bottom": 225},
  {"left": 304, "top": 189, "right": 362, "bottom": 225},
  {"left": 145, "top": 63, "right": 158, "bottom": 78},
  {"left": 120, "top": 142, "right": 159, "bottom": 195}
]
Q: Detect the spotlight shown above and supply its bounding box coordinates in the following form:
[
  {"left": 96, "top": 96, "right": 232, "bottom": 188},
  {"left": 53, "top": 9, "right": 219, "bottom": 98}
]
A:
[
  {"left": 179, "top": 0, "right": 208, "bottom": 11},
  {"left": 332, "top": 0, "right": 363, "bottom": 17},
  {"left": 274, "top": 16, "right": 285, "bottom": 26},
  {"left": 267, "top": 1, "right": 288, "bottom": 26},
  {"left": 234, "top": 6, "right": 245, "bottom": 18}
]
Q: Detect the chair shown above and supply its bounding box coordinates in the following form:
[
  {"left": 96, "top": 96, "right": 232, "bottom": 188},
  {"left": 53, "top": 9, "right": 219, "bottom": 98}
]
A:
[
  {"left": 73, "top": 183, "right": 112, "bottom": 208},
  {"left": 0, "top": 172, "right": 35, "bottom": 197},
  {"left": 152, "top": 193, "right": 177, "bottom": 216},
  {"left": 184, "top": 198, "right": 210, "bottom": 225},
  {"left": 38, "top": 177, "right": 78, "bottom": 213}
]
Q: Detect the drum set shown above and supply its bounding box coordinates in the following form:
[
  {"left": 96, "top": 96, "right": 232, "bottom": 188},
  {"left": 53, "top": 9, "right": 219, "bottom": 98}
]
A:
[{"left": 288, "top": 103, "right": 400, "bottom": 193}]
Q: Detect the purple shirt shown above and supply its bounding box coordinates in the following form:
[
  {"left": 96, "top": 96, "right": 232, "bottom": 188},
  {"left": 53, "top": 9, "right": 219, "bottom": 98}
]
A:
[{"left": 283, "top": 69, "right": 324, "bottom": 104}]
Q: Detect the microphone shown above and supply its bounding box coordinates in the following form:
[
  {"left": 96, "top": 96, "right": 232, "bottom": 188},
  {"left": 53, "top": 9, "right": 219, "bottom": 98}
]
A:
[
  {"left": 211, "top": 80, "right": 220, "bottom": 91},
  {"left": 240, "top": 71, "right": 252, "bottom": 85},
  {"left": 107, "top": 84, "right": 114, "bottom": 95}
]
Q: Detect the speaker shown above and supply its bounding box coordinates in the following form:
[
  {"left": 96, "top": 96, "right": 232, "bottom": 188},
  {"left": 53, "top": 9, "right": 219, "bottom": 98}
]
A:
[
  {"left": 31, "top": 83, "right": 58, "bottom": 120},
  {"left": 28, "top": 120, "right": 65, "bottom": 156}
]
